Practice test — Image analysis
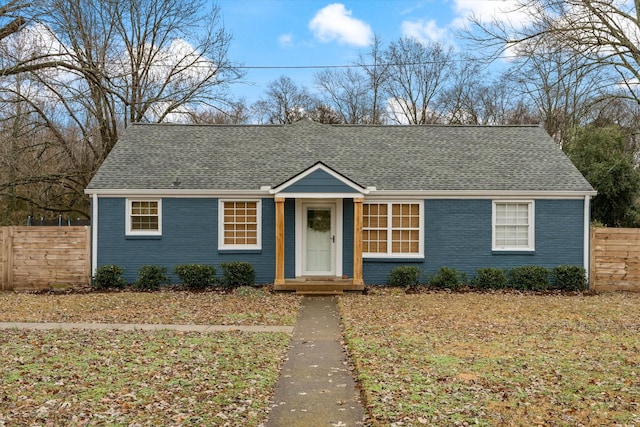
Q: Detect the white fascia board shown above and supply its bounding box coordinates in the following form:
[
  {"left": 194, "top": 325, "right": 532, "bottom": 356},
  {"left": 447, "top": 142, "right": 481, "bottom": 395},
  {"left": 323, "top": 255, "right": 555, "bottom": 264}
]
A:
[
  {"left": 274, "top": 192, "right": 365, "bottom": 200},
  {"left": 85, "top": 189, "right": 271, "bottom": 198},
  {"left": 365, "top": 190, "right": 597, "bottom": 199},
  {"left": 85, "top": 188, "right": 597, "bottom": 199},
  {"left": 270, "top": 163, "right": 368, "bottom": 194}
]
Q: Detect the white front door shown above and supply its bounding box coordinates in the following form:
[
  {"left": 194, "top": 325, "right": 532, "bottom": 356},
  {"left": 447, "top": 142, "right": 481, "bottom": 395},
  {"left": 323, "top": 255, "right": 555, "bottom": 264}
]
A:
[{"left": 303, "top": 203, "right": 335, "bottom": 275}]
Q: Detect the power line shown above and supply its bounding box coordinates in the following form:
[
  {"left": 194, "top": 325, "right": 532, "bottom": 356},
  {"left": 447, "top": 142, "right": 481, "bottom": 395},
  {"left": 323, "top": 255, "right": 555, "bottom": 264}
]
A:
[{"left": 233, "top": 57, "right": 517, "bottom": 70}]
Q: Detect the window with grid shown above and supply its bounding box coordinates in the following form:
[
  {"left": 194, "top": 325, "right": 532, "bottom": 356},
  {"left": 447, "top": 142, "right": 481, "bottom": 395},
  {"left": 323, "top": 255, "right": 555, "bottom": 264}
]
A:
[
  {"left": 220, "top": 201, "right": 260, "bottom": 248},
  {"left": 127, "top": 200, "right": 161, "bottom": 235},
  {"left": 363, "top": 202, "right": 422, "bottom": 257},
  {"left": 493, "top": 201, "right": 534, "bottom": 250}
]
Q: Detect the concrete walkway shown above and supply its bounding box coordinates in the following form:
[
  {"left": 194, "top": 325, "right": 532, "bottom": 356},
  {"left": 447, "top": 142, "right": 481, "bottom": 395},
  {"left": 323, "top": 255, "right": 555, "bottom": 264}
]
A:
[
  {"left": 0, "top": 322, "right": 293, "bottom": 333},
  {"left": 265, "top": 296, "right": 366, "bottom": 427}
]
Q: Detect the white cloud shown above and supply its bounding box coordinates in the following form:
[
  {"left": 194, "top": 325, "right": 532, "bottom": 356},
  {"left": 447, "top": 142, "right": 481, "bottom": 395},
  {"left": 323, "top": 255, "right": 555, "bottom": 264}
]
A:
[
  {"left": 399, "top": 0, "right": 534, "bottom": 46},
  {"left": 309, "top": 3, "right": 373, "bottom": 47},
  {"left": 453, "top": 0, "right": 531, "bottom": 27},
  {"left": 278, "top": 33, "right": 293, "bottom": 47},
  {"left": 401, "top": 19, "right": 448, "bottom": 43}
]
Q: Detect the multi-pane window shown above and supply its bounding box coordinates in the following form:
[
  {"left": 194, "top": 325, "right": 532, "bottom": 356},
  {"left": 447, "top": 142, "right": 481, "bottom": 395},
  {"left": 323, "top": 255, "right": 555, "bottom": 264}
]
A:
[
  {"left": 127, "top": 200, "right": 161, "bottom": 235},
  {"left": 493, "top": 201, "right": 534, "bottom": 250},
  {"left": 363, "top": 202, "right": 422, "bottom": 257},
  {"left": 220, "top": 201, "right": 260, "bottom": 248},
  {"left": 363, "top": 203, "right": 388, "bottom": 254}
]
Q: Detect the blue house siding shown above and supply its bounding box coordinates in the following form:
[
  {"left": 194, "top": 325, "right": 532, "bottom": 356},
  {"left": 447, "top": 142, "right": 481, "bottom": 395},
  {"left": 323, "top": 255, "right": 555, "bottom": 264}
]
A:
[
  {"left": 362, "top": 199, "right": 585, "bottom": 284},
  {"left": 97, "top": 197, "right": 276, "bottom": 284},
  {"left": 96, "top": 196, "right": 585, "bottom": 286},
  {"left": 342, "top": 199, "right": 354, "bottom": 278},
  {"left": 280, "top": 169, "right": 360, "bottom": 193},
  {"left": 284, "top": 199, "right": 296, "bottom": 278}
]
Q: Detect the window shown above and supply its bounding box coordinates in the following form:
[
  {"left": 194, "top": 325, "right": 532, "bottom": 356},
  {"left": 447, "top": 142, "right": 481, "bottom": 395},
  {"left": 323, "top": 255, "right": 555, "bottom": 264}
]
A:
[
  {"left": 219, "top": 200, "right": 261, "bottom": 249},
  {"left": 493, "top": 201, "right": 534, "bottom": 250},
  {"left": 363, "top": 202, "right": 423, "bottom": 257},
  {"left": 126, "top": 199, "right": 161, "bottom": 236}
]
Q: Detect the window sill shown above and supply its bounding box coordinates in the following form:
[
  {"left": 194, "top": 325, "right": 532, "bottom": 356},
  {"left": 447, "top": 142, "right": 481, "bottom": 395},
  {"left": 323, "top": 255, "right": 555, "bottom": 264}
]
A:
[
  {"left": 125, "top": 235, "right": 162, "bottom": 240},
  {"left": 492, "top": 250, "right": 535, "bottom": 255},
  {"left": 364, "top": 257, "right": 424, "bottom": 263},
  {"left": 218, "top": 249, "right": 262, "bottom": 255}
]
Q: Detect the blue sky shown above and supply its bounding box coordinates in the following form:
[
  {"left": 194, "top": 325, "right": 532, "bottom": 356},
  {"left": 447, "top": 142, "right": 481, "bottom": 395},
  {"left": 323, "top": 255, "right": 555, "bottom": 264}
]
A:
[{"left": 215, "top": 0, "right": 521, "bottom": 104}]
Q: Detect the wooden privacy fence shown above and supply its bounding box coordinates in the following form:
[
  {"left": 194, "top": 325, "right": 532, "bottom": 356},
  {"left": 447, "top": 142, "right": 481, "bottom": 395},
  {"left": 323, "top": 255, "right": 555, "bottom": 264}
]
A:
[
  {"left": 590, "top": 227, "right": 640, "bottom": 292},
  {"left": 1, "top": 226, "right": 91, "bottom": 291}
]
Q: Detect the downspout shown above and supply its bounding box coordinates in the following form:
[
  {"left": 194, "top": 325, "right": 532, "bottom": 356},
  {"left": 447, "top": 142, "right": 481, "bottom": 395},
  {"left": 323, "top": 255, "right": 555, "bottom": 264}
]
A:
[
  {"left": 584, "top": 195, "right": 590, "bottom": 284},
  {"left": 92, "top": 193, "right": 98, "bottom": 278}
]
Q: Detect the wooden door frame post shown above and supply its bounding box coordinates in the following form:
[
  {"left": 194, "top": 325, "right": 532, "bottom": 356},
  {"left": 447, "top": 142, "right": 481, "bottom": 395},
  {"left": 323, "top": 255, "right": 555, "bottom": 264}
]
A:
[
  {"left": 275, "top": 198, "right": 285, "bottom": 285},
  {"left": 353, "top": 198, "right": 364, "bottom": 286}
]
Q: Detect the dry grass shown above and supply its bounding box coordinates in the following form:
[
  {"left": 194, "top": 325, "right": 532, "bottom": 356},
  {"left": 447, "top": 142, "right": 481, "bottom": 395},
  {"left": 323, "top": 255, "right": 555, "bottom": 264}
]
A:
[
  {"left": 0, "top": 291, "right": 301, "bottom": 326},
  {"left": 1, "top": 329, "right": 289, "bottom": 426},
  {"left": 340, "top": 291, "right": 640, "bottom": 426},
  {"left": 0, "top": 290, "right": 300, "bottom": 425}
]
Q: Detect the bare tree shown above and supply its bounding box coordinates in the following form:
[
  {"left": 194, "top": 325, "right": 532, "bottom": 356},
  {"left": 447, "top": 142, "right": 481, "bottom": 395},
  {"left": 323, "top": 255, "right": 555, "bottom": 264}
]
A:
[
  {"left": 308, "top": 103, "right": 342, "bottom": 124},
  {"left": 357, "top": 35, "right": 390, "bottom": 124},
  {"left": 251, "top": 75, "right": 319, "bottom": 124},
  {"left": 383, "top": 38, "right": 456, "bottom": 124},
  {"left": 506, "top": 42, "right": 607, "bottom": 145},
  {"left": 0, "top": 1, "right": 28, "bottom": 41},
  {"left": 467, "top": 0, "right": 640, "bottom": 104},
  {"left": 314, "top": 68, "right": 370, "bottom": 124},
  {"left": 192, "top": 100, "right": 249, "bottom": 124},
  {"left": 437, "top": 59, "right": 485, "bottom": 124},
  {"left": 0, "top": 0, "right": 242, "bottom": 221}
]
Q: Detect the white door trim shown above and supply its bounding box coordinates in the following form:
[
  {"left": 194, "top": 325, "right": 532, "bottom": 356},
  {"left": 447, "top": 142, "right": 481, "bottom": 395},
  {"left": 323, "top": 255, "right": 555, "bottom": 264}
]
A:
[{"left": 295, "top": 199, "right": 343, "bottom": 278}]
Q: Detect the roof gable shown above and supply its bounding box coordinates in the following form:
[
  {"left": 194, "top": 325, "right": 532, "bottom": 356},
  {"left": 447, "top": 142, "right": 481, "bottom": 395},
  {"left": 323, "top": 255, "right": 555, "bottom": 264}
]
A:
[{"left": 272, "top": 162, "right": 366, "bottom": 195}]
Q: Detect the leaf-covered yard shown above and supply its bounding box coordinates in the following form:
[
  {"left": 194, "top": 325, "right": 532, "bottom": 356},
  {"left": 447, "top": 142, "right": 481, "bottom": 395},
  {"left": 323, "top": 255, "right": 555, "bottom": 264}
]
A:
[
  {"left": 1, "top": 329, "right": 289, "bottom": 426},
  {"left": 0, "top": 291, "right": 301, "bottom": 325},
  {"left": 0, "top": 291, "right": 301, "bottom": 425},
  {"left": 340, "top": 292, "right": 640, "bottom": 426},
  {"left": 3, "top": 291, "right": 640, "bottom": 425}
]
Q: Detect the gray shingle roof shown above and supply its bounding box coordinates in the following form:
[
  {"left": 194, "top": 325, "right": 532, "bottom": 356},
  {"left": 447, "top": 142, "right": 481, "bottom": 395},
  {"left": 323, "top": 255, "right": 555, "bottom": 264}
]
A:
[{"left": 86, "top": 120, "right": 594, "bottom": 193}]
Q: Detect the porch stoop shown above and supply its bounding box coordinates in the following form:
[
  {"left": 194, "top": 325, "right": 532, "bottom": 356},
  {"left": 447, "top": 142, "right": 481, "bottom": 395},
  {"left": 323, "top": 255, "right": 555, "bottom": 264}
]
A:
[{"left": 274, "top": 277, "right": 365, "bottom": 295}]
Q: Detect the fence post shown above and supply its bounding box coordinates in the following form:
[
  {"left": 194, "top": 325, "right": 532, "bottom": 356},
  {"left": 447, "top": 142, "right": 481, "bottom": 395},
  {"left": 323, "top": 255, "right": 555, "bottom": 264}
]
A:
[
  {"left": 1, "top": 227, "right": 14, "bottom": 290},
  {"left": 589, "top": 227, "right": 596, "bottom": 290},
  {"left": 84, "top": 226, "right": 91, "bottom": 285}
]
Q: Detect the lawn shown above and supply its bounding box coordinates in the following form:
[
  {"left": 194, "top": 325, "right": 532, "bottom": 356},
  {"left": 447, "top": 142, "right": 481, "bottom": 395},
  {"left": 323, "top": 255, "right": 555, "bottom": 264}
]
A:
[
  {"left": 339, "top": 292, "right": 640, "bottom": 426},
  {"left": 1, "top": 329, "right": 289, "bottom": 426},
  {"left": 0, "top": 291, "right": 302, "bottom": 325},
  {"left": 4, "top": 291, "right": 640, "bottom": 426},
  {"left": 0, "top": 291, "right": 301, "bottom": 426}
]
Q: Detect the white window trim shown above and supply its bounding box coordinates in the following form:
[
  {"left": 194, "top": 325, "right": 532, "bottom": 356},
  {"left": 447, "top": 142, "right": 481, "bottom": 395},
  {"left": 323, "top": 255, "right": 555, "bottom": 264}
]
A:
[
  {"left": 218, "top": 199, "right": 262, "bottom": 250},
  {"left": 363, "top": 201, "right": 424, "bottom": 259},
  {"left": 492, "top": 200, "right": 535, "bottom": 251},
  {"left": 126, "top": 198, "right": 162, "bottom": 236}
]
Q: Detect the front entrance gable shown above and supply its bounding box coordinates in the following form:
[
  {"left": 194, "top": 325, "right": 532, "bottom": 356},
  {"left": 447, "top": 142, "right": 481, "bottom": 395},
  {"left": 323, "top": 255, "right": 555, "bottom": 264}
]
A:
[{"left": 271, "top": 162, "right": 368, "bottom": 196}]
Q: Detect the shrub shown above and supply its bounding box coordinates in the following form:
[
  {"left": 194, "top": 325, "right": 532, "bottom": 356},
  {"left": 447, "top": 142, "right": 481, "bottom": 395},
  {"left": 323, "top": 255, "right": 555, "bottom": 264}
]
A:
[
  {"left": 429, "top": 267, "right": 466, "bottom": 290},
  {"left": 220, "top": 262, "right": 255, "bottom": 288},
  {"left": 471, "top": 268, "right": 508, "bottom": 290},
  {"left": 133, "top": 265, "right": 169, "bottom": 290},
  {"left": 552, "top": 265, "right": 587, "bottom": 291},
  {"left": 509, "top": 266, "right": 550, "bottom": 291},
  {"left": 92, "top": 265, "right": 127, "bottom": 289},
  {"left": 174, "top": 264, "right": 216, "bottom": 290},
  {"left": 387, "top": 266, "right": 422, "bottom": 287}
]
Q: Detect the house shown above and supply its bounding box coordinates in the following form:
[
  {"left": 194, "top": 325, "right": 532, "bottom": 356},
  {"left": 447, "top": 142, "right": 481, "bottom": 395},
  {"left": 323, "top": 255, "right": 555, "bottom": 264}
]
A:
[{"left": 85, "top": 120, "right": 596, "bottom": 291}]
